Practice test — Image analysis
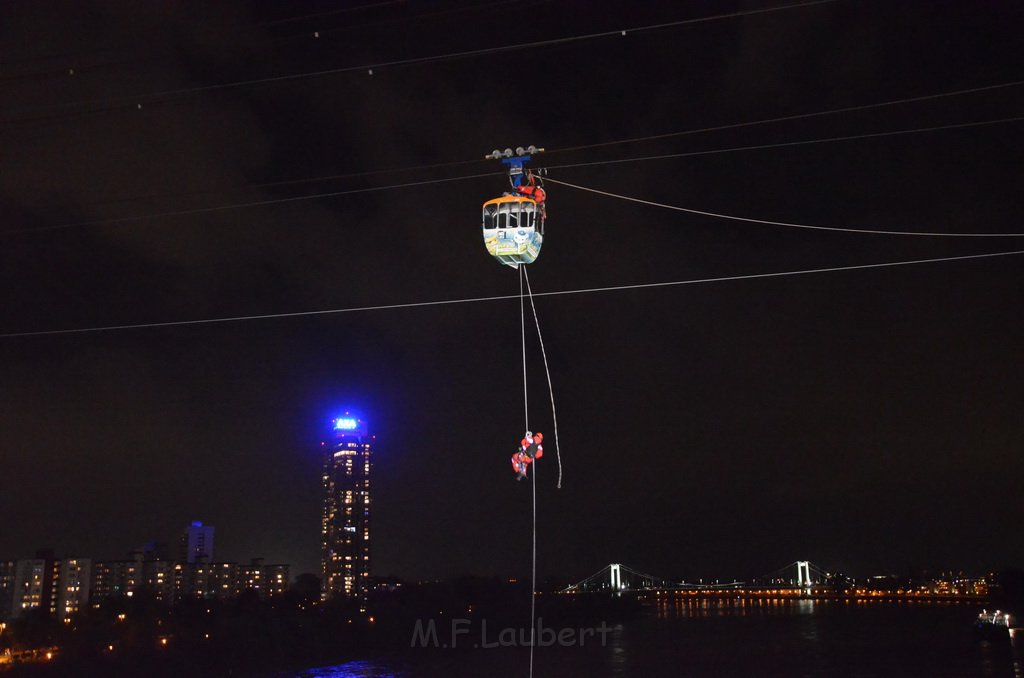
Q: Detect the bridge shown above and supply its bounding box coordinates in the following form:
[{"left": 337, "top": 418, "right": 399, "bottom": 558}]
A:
[
  {"left": 558, "top": 561, "right": 991, "bottom": 601},
  {"left": 561, "top": 562, "right": 987, "bottom": 601},
  {"left": 562, "top": 561, "right": 847, "bottom": 594}
]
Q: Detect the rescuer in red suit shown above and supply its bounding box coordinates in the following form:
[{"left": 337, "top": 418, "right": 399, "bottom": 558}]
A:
[
  {"left": 514, "top": 170, "right": 546, "bottom": 204},
  {"left": 511, "top": 431, "right": 544, "bottom": 481},
  {"left": 514, "top": 169, "right": 547, "bottom": 229}
]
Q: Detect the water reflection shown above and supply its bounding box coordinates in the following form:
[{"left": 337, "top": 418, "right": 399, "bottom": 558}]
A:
[
  {"left": 797, "top": 601, "right": 821, "bottom": 643},
  {"left": 651, "top": 595, "right": 971, "bottom": 620},
  {"left": 1011, "top": 631, "right": 1023, "bottom": 678},
  {"left": 977, "top": 634, "right": 1024, "bottom": 678},
  {"left": 607, "top": 622, "right": 627, "bottom": 676},
  {"left": 654, "top": 596, "right": 825, "bottom": 620},
  {"left": 291, "top": 603, "right": 1024, "bottom": 678},
  {"left": 293, "top": 660, "right": 407, "bottom": 678}
]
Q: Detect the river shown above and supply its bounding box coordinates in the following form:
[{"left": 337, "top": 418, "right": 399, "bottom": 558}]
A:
[{"left": 285, "top": 598, "right": 1023, "bottom": 677}]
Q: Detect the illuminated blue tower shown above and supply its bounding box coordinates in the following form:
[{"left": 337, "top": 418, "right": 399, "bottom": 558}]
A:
[{"left": 321, "top": 414, "right": 372, "bottom": 600}]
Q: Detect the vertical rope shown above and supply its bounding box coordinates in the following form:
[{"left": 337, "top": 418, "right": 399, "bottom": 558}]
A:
[
  {"left": 529, "top": 456, "right": 537, "bottom": 678},
  {"left": 523, "top": 267, "right": 563, "bottom": 489},
  {"left": 519, "top": 263, "right": 535, "bottom": 678},
  {"left": 519, "top": 266, "right": 529, "bottom": 432}
]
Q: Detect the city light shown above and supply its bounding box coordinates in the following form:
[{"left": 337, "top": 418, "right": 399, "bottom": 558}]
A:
[{"left": 334, "top": 417, "right": 359, "bottom": 430}]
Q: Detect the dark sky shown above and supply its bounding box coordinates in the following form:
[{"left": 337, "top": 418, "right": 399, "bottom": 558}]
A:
[{"left": 1, "top": 1, "right": 1022, "bottom": 584}]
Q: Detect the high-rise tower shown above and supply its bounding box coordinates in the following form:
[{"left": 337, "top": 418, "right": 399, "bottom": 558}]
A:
[
  {"left": 179, "top": 521, "right": 215, "bottom": 563},
  {"left": 321, "top": 414, "right": 372, "bottom": 600}
]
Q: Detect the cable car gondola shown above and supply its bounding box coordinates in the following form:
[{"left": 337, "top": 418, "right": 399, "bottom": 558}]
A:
[{"left": 482, "top": 146, "right": 546, "bottom": 268}]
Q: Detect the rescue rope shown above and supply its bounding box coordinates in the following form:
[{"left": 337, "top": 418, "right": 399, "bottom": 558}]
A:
[
  {"left": 523, "top": 267, "right": 563, "bottom": 489},
  {"left": 530, "top": 454, "right": 537, "bottom": 678},
  {"left": 519, "top": 264, "right": 537, "bottom": 678},
  {"left": 519, "top": 266, "right": 529, "bottom": 432}
]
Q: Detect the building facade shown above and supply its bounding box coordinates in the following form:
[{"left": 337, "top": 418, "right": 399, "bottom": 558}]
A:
[
  {"left": 167, "top": 560, "right": 289, "bottom": 600},
  {"left": 91, "top": 551, "right": 175, "bottom": 605},
  {"left": 239, "top": 558, "right": 290, "bottom": 600},
  {"left": 0, "top": 560, "right": 16, "bottom": 621},
  {"left": 322, "top": 415, "right": 372, "bottom": 599},
  {"left": 179, "top": 521, "right": 215, "bottom": 563},
  {"left": 55, "top": 558, "right": 91, "bottom": 618},
  {"left": 6, "top": 538, "right": 290, "bottom": 612},
  {"left": 91, "top": 559, "right": 141, "bottom": 601},
  {"left": 174, "top": 561, "right": 238, "bottom": 600},
  {"left": 11, "top": 553, "right": 58, "bottom": 618},
  {"left": 142, "top": 559, "right": 176, "bottom": 602}
]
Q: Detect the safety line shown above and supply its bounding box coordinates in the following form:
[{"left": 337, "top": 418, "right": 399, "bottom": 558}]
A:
[
  {"left": 523, "top": 267, "right": 562, "bottom": 489},
  {"left": 545, "top": 177, "right": 1024, "bottom": 238},
  {"left": 2, "top": 249, "right": 1023, "bottom": 339}
]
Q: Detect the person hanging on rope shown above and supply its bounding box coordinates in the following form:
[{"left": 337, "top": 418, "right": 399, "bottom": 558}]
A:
[
  {"left": 514, "top": 170, "right": 546, "bottom": 202},
  {"left": 514, "top": 169, "right": 547, "bottom": 225},
  {"left": 511, "top": 431, "right": 544, "bottom": 480}
]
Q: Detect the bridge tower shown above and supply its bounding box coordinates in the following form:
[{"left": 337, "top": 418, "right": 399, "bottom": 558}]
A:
[
  {"left": 609, "top": 563, "right": 624, "bottom": 591},
  {"left": 796, "top": 561, "right": 812, "bottom": 592}
]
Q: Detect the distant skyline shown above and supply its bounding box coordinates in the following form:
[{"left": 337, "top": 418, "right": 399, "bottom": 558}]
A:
[{"left": 2, "top": 1, "right": 1023, "bottom": 583}]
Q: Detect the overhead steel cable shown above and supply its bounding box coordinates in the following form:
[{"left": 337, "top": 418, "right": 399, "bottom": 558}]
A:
[
  {"left": 0, "top": 0, "right": 409, "bottom": 71},
  {"left": 40, "top": 114, "right": 1023, "bottom": 221},
  {"left": 0, "top": 0, "right": 523, "bottom": 84},
  {"left": 548, "top": 80, "right": 1024, "bottom": 155},
  {"left": 545, "top": 177, "right": 1024, "bottom": 238},
  {"left": 105, "top": 113, "right": 1024, "bottom": 203},
  {"left": 249, "top": 157, "right": 487, "bottom": 190},
  {"left": 5, "top": 113, "right": 1020, "bottom": 237},
  {"left": 0, "top": 0, "right": 838, "bottom": 121},
  {"left": 2, "top": 249, "right": 1022, "bottom": 339},
  {"left": 545, "top": 116, "right": 1024, "bottom": 171},
  {"left": 1, "top": 170, "right": 502, "bottom": 236},
  {"left": 66, "top": 155, "right": 490, "bottom": 215}
]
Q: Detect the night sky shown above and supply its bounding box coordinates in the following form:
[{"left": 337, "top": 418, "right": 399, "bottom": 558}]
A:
[{"left": 2, "top": 1, "right": 1022, "bottom": 585}]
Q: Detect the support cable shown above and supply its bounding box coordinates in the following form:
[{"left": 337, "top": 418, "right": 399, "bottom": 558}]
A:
[
  {"left": 2, "top": 170, "right": 502, "bottom": 236},
  {"left": 3, "top": 249, "right": 1023, "bottom": 339},
  {"left": 545, "top": 177, "right": 1024, "bottom": 238},
  {"left": 550, "top": 80, "right": 1024, "bottom": 155},
  {"left": 546, "top": 116, "right": 1024, "bottom": 171},
  {"left": 5, "top": 114, "right": 1022, "bottom": 237}
]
